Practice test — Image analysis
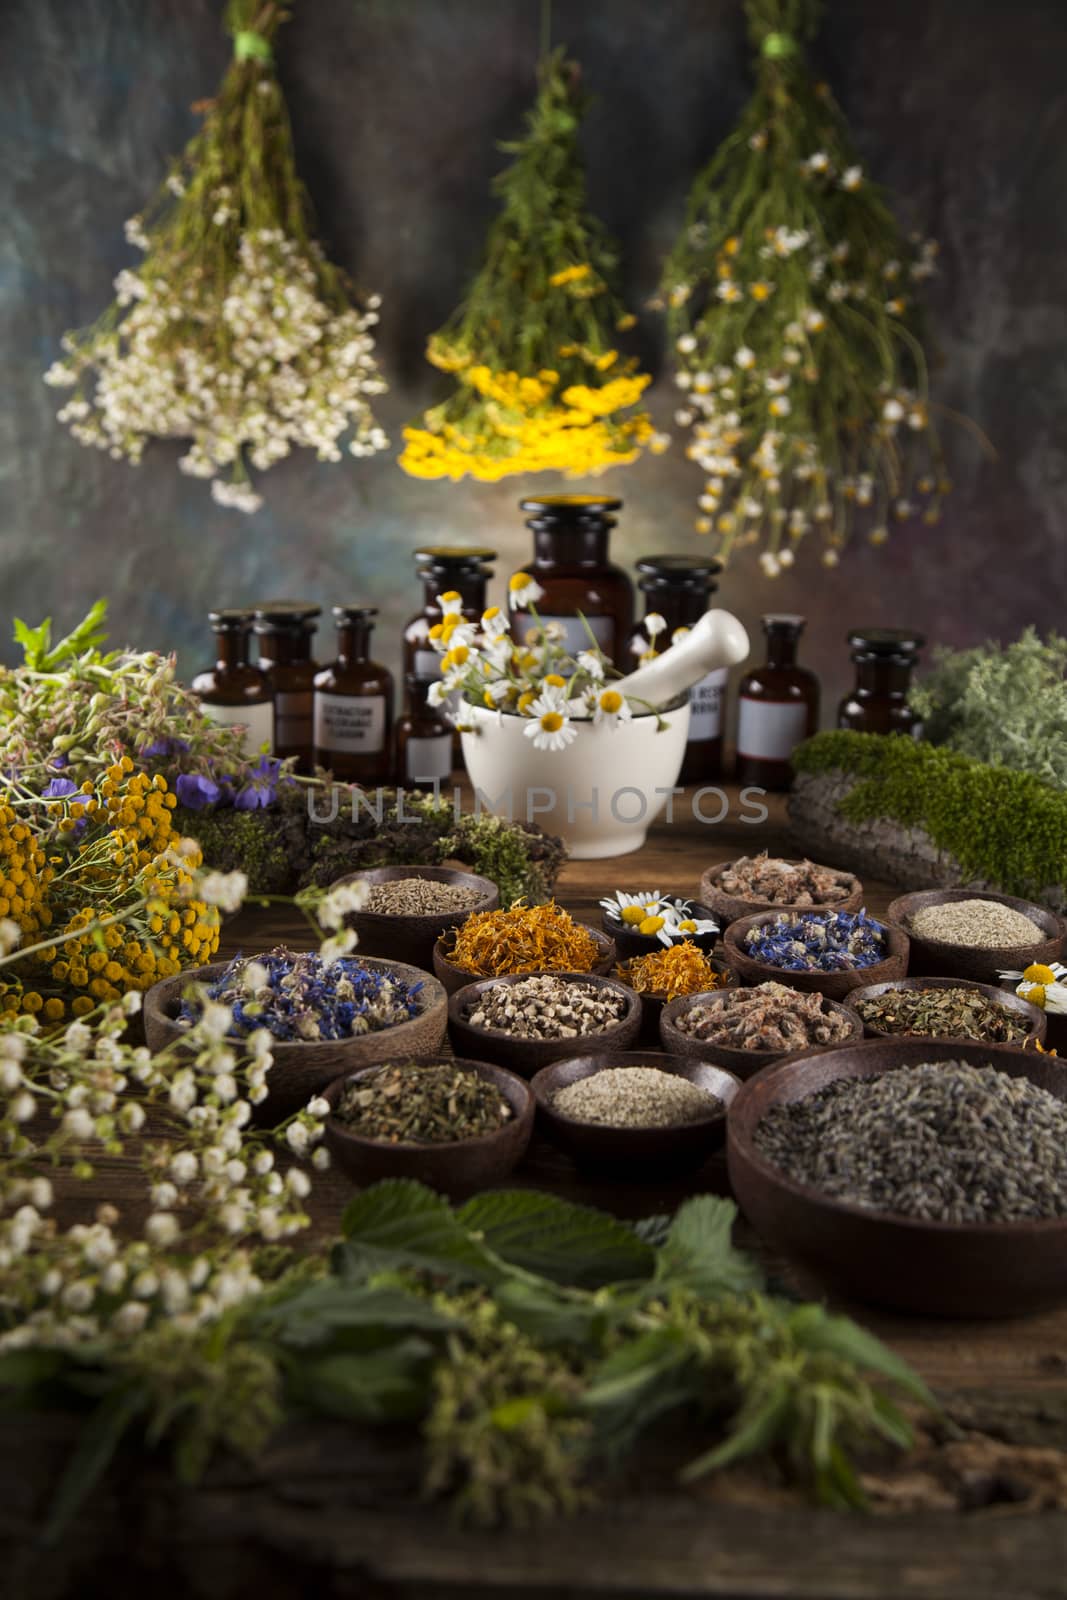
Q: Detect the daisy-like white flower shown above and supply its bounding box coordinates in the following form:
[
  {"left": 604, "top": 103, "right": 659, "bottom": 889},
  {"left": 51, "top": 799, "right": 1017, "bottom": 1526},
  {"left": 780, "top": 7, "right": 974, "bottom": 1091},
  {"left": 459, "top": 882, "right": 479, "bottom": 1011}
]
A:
[
  {"left": 480, "top": 605, "right": 510, "bottom": 639},
  {"left": 671, "top": 915, "right": 718, "bottom": 940},
  {"left": 599, "top": 890, "right": 665, "bottom": 926},
  {"left": 508, "top": 571, "right": 545, "bottom": 610},
  {"left": 1000, "top": 961, "right": 1067, "bottom": 1015},
  {"left": 481, "top": 676, "right": 513, "bottom": 705},
  {"left": 437, "top": 590, "right": 465, "bottom": 617},
  {"left": 643, "top": 613, "right": 667, "bottom": 639},
  {"left": 592, "top": 687, "right": 633, "bottom": 731},
  {"left": 523, "top": 692, "right": 577, "bottom": 753},
  {"left": 840, "top": 165, "right": 863, "bottom": 190},
  {"left": 576, "top": 650, "right": 606, "bottom": 681},
  {"left": 735, "top": 345, "right": 757, "bottom": 370},
  {"left": 427, "top": 679, "right": 452, "bottom": 708}
]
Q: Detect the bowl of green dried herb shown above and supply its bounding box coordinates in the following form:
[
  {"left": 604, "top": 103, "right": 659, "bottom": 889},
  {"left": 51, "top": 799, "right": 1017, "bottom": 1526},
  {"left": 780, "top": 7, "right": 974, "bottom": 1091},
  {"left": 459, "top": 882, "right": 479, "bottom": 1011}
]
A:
[
  {"left": 845, "top": 977, "right": 1047, "bottom": 1046},
  {"left": 322, "top": 1054, "right": 534, "bottom": 1193},
  {"left": 884, "top": 889, "right": 1066, "bottom": 986}
]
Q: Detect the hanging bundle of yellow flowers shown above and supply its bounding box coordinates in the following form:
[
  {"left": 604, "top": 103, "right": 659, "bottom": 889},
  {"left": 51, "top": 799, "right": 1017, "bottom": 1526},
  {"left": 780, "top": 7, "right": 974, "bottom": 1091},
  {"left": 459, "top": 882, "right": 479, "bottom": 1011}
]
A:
[{"left": 400, "top": 49, "right": 662, "bottom": 484}]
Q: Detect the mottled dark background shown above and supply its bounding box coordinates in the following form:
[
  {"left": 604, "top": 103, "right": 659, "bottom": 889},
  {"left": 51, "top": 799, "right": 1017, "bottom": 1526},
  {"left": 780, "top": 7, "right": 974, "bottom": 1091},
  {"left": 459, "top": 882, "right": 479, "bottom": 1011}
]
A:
[{"left": 3, "top": 0, "right": 1066, "bottom": 724}]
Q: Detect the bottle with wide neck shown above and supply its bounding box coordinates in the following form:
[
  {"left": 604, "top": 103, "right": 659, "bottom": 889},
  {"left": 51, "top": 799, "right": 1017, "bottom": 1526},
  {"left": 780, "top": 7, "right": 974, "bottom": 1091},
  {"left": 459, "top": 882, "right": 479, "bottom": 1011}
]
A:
[
  {"left": 313, "top": 607, "right": 394, "bottom": 785},
  {"left": 191, "top": 610, "right": 275, "bottom": 758},
  {"left": 735, "top": 615, "right": 820, "bottom": 790},
  {"left": 838, "top": 629, "right": 925, "bottom": 737},
  {"left": 629, "top": 555, "right": 725, "bottom": 782},
  {"left": 254, "top": 603, "right": 321, "bottom": 773},
  {"left": 395, "top": 676, "right": 453, "bottom": 790},
  {"left": 403, "top": 547, "right": 496, "bottom": 684},
  {"left": 509, "top": 495, "right": 633, "bottom": 665}
]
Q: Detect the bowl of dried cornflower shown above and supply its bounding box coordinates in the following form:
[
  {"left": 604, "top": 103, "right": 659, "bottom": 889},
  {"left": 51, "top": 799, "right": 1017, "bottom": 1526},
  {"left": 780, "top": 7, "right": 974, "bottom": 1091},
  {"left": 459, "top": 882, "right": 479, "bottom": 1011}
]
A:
[
  {"left": 328, "top": 865, "right": 499, "bottom": 972},
  {"left": 661, "top": 981, "right": 863, "bottom": 1078},
  {"left": 724, "top": 909, "right": 909, "bottom": 1002},
  {"left": 144, "top": 948, "right": 447, "bottom": 1119}
]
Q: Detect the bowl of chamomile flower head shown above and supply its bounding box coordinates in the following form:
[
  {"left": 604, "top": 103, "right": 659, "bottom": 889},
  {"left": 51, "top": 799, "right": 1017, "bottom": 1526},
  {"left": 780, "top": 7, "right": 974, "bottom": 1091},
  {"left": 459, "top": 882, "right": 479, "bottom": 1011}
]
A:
[{"left": 600, "top": 889, "right": 719, "bottom": 960}]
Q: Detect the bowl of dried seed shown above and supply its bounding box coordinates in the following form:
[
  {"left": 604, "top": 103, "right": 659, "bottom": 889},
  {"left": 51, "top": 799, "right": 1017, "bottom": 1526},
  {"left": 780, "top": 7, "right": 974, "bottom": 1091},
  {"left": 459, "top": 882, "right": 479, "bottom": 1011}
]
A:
[
  {"left": 728, "top": 1036, "right": 1067, "bottom": 1316},
  {"left": 661, "top": 981, "right": 863, "bottom": 1077},
  {"left": 447, "top": 971, "right": 642, "bottom": 1076},
  {"left": 433, "top": 901, "right": 616, "bottom": 997},
  {"left": 322, "top": 1053, "right": 534, "bottom": 1193},
  {"left": 884, "top": 889, "right": 1066, "bottom": 986},
  {"left": 531, "top": 1052, "right": 739, "bottom": 1176},
  {"left": 700, "top": 854, "right": 863, "bottom": 929},
  {"left": 845, "top": 977, "right": 1047, "bottom": 1046},
  {"left": 327, "top": 866, "right": 499, "bottom": 972},
  {"left": 724, "top": 909, "right": 909, "bottom": 1001}
]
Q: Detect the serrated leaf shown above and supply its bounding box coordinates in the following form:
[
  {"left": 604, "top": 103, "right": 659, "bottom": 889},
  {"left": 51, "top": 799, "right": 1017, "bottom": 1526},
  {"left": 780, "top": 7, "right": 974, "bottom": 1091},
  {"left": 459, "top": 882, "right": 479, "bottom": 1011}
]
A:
[
  {"left": 339, "top": 1180, "right": 502, "bottom": 1285},
  {"left": 632, "top": 1213, "right": 672, "bottom": 1247},
  {"left": 295, "top": 1338, "right": 434, "bottom": 1424},
  {"left": 786, "top": 1304, "right": 934, "bottom": 1408},
  {"left": 250, "top": 1280, "right": 461, "bottom": 1348},
  {"left": 457, "top": 1190, "right": 655, "bottom": 1288},
  {"left": 678, "top": 1384, "right": 792, "bottom": 1483},
  {"left": 583, "top": 1328, "right": 700, "bottom": 1454},
  {"left": 656, "top": 1196, "right": 764, "bottom": 1298},
  {"left": 494, "top": 1278, "right": 626, "bottom": 1351}
]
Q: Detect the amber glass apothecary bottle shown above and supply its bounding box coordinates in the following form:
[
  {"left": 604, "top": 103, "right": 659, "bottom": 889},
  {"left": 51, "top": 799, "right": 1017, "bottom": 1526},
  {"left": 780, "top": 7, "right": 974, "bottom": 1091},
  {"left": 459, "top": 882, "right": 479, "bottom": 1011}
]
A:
[
  {"left": 313, "top": 607, "right": 393, "bottom": 784},
  {"left": 627, "top": 555, "right": 725, "bottom": 784},
  {"left": 402, "top": 547, "right": 496, "bottom": 685},
  {"left": 735, "top": 615, "right": 820, "bottom": 791},
  {"left": 395, "top": 676, "right": 454, "bottom": 790},
  {"left": 837, "top": 629, "right": 925, "bottom": 737},
  {"left": 191, "top": 609, "right": 275, "bottom": 758},
  {"left": 253, "top": 602, "right": 321, "bottom": 773},
  {"left": 510, "top": 495, "right": 633, "bottom": 665}
]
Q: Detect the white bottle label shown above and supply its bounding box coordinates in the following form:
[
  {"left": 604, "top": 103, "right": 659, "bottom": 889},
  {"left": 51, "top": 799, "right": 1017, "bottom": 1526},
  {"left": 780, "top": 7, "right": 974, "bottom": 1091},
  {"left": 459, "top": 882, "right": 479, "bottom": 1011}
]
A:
[
  {"left": 513, "top": 612, "right": 614, "bottom": 658},
  {"left": 200, "top": 700, "right": 274, "bottom": 758},
  {"left": 404, "top": 734, "right": 452, "bottom": 783},
  {"left": 414, "top": 649, "right": 443, "bottom": 681},
  {"left": 689, "top": 667, "right": 727, "bottom": 742},
  {"left": 274, "top": 690, "right": 312, "bottom": 750},
  {"left": 314, "top": 693, "right": 386, "bottom": 755},
  {"left": 736, "top": 697, "right": 808, "bottom": 761}
]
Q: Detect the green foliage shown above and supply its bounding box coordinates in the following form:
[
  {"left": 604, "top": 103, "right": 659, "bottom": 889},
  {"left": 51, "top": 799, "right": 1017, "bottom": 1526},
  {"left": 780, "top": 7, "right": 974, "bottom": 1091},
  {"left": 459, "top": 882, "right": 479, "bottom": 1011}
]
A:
[
  {"left": 910, "top": 628, "right": 1067, "bottom": 790},
  {"left": 452, "top": 810, "right": 564, "bottom": 907},
  {"left": 13, "top": 598, "right": 110, "bottom": 672},
  {"left": 793, "top": 730, "right": 1067, "bottom": 899}
]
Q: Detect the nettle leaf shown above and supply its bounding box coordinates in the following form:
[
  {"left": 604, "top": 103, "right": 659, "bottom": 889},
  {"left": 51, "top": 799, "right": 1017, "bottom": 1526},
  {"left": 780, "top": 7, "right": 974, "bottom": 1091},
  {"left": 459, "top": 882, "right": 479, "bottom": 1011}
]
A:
[
  {"left": 339, "top": 1180, "right": 503, "bottom": 1285},
  {"left": 786, "top": 1304, "right": 934, "bottom": 1408},
  {"left": 295, "top": 1338, "right": 435, "bottom": 1424},
  {"left": 494, "top": 1278, "right": 632, "bottom": 1352},
  {"left": 583, "top": 1328, "right": 701, "bottom": 1454},
  {"left": 457, "top": 1190, "right": 655, "bottom": 1289},
  {"left": 250, "top": 1280, "right": 462, "bottom": 1348},
  {"left": 656, "top": 1196, "right": 764, "bottom": 1298}
]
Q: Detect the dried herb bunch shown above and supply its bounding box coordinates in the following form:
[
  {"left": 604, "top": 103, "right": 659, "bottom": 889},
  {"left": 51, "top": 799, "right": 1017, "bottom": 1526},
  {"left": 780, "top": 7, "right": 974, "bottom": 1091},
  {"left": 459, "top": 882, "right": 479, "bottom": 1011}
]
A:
[
  {"left": 400, "top": 49, "right": 660, "bottom": 482},
  {"left": 662, "top": 0, "right": 967, "bottom": 571},
  {"left": 43, "top": 0, "right": 387, "bottom": 511}
]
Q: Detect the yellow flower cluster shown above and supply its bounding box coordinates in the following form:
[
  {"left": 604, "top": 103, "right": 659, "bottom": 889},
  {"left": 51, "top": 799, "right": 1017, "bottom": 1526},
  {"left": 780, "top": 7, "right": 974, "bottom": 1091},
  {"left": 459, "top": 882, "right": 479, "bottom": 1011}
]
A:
[
  {"left": 0, "top": 761, "right": 220, "bottom": 1023},
  {"left": 0, "top": 800, "right": 54, "bottom": 935}
]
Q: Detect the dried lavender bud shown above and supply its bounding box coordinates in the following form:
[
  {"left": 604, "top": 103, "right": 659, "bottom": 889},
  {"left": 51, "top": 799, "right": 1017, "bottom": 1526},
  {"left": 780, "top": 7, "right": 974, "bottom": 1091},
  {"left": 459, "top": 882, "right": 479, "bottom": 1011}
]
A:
[
  {"left": 465, "top": 975, "right": 627, "bottom": 1040},
  {"left": 742, "top": 911, "right": 888, "bottom": 973},
  {"left": 552, "top": 1066, "right": 720, "bottom": 1129},
  {"left": 676, "top": 981, "right": 853, "bottom": 1051}
]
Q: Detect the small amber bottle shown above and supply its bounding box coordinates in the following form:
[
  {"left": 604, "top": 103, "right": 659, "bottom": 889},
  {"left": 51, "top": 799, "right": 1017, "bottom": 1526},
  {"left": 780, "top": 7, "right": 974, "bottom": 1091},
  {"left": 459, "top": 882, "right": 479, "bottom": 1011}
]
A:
[
  {"left": 628, "top": 555, "right": 725, "bottom": 783},
  {"left": 838, "top": 629, "right": 925, "bottom": 737},
  {"left": 510, "top": 495, "right": 634, "bottom": 665},
  {"left": 191, "top": 609, "right": 275, "bottom": 758},
  {"left": 395, "top": 676, "right": 454, "bottom": 790},
  {"left": 313, "top": 607, "right": 394, "bottom": 784},
  {"left": 403, "top": 547, "right": 496, "bottom": 684},
  {"left": 253, "top": 602, "right": 321, "bottom": 772},
  {"left": 735, "top": 615, "right": 820, "bottom": 790}
]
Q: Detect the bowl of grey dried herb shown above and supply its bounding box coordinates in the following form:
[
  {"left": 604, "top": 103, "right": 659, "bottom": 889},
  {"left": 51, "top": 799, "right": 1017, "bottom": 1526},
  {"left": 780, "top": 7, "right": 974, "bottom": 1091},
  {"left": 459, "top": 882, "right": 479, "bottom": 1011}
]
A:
[
  {"left": 885, "top": 889, "right": 1066, "bottom": 986},
  {"left": 728, "top": 1036, "right": 1067, "bottom": 1317},
  {"left": 322, "top": 1054, "right": 534, "bottom": 1191},
  {"left": 447, "top": 971, "right": 642, "bottom": 1075},
  {"left": 531, "top": 1052, "right": 740, "bottom": 1176},
  {"left": 328, "top": 865, "right": 499, "bottom": 971},
  {"left": 845, "top": 977, "right": 1047, "bottom": 1046}
]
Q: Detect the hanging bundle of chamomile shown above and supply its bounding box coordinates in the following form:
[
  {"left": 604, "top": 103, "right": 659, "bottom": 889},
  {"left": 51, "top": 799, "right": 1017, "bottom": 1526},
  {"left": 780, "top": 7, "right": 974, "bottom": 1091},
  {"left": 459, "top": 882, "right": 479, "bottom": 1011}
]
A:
[
  {"left": 400, "top": 48, "right": 661, "bottom": 483},
  {"left": 662, "top": 0, "right": 964, "bottom": 573},
  {"left": 43, "top": 0, "right": 388, "bottom": 512}
]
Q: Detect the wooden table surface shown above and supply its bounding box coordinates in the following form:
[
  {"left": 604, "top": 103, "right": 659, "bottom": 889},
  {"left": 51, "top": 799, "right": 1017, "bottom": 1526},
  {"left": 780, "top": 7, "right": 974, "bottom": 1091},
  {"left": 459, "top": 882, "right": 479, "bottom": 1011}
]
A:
[{"left": 6, "top": 786, "right": 1067, "bottom": 1600}]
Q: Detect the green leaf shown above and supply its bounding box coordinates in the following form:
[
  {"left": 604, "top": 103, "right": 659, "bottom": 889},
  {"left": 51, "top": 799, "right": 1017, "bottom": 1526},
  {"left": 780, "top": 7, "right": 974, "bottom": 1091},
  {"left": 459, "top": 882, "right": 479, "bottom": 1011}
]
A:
[
  {"left": 41, "top": 599, "right": 109, "bottom": 669},
  {"left": 656, "top": 1196, "right": 764, "bottom": 1298},
  {"left": 678, "top": 1384, "right": 792, "bottom": 1482},
  {"left": 786, "top": 1305, "right": 935, "bottom": 1408},
  {"left": 42, "top": 1384, "right": 146, "bottom": 1545},
  {"left": 249, "top": 1280, "right": 462, "bottom": 1348},
  {"left": 339, "top": 1180, "right": 503, "bottom": 1285},
  {"left": 583, "top": 1328, "right": 700, "bottom": 1454},
  {"left": 0, "top": 1347, "right": 71, "bottom": 1392},
  {"left": 295, "top": 1339, "right": 434, "bottom": 1424},
  {"left": 458, "top": 1190, "right": 655, "bottom": 1288},
  {"left": 13, "top": 614, "right": 52, "bottom": 670},
  {"left": 494, "top": 1278, "right": 627, "bottom": 1351}
]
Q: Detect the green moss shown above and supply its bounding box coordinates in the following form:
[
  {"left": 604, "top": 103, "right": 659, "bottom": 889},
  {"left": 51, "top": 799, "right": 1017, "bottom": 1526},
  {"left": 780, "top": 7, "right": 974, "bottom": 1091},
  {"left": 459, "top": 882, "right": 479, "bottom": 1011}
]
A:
[
  {"left": 176, "top": 806, "right": 295, "bottom": 895},
  {"left": 792, "top": 732, "right": 1067, "bottom": 898},
  {"left": 451, "top": 813, "right": 565, "bottom": 907}
]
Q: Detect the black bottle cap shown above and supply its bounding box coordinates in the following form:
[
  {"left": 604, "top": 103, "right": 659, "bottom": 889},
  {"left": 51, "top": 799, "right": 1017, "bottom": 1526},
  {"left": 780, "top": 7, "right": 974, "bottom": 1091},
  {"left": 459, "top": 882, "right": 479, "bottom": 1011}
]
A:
[
  {"left": 333, "top": 605, "right": 378, "bottom": 622},
  {"left": 414, "top": 545, "right": 497, "bottom": 564},
  {"left": 762, "top": 613, "right": 806, "bottom": 634},
  {"left": 520, "top": 494, "right": 622, "bottom": 517},
  {"left": 208, "top": 608, "right": 254, "bottom": 631},
  {"left": 636, "top": 554, "right": 722, "bottom": 592},
  {"left": 847, "top": 628, "right": 925, "bottom": 657}
]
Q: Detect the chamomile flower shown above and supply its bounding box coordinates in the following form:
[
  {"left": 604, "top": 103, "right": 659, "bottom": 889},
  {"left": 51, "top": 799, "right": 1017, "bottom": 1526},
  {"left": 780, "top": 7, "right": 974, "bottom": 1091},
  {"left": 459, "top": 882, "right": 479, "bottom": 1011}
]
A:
[
  {"left": 576, "top": 650, "right": 606, "bottom": 681},
  {"left": 480, "top": 605, "right": 510, "bottom": 639},
  {"left": 437, "top": 590, "right": 464, "bottom": 617},
  {"left": 672, "top": 915, "right": 718, "bottom": 940},
  {"left": 643, "top": 613, "right": 667, "bottom": 639},
  {"left": 599, "top": 890, "right": 666, "bottom": 926},
  {"left": 508, "top": 572, "right": 545, "bottom": 610},
  {"left": 1000, "top": 962, "right": 1067, "bottom": 1014},
  {"left": 523, "top": 695, "right": 577, "bottom": 753},
  {"left": 592, "top": 688, "right": 633, "bottom": 731}
]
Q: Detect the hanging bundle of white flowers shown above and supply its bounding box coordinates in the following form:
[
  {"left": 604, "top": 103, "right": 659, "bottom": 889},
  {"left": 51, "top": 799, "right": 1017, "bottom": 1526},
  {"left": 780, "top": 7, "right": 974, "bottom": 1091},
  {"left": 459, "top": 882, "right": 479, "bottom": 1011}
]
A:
[{"left": 43, "top": 1, "right": 388, "bottom": 513}]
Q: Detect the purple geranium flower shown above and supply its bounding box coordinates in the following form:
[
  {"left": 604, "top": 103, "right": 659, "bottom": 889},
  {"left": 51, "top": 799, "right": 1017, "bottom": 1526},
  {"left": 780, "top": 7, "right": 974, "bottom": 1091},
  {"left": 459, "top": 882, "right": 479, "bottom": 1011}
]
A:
[
  {"left": 139, "top": 736, "right": 191, "bottom": 761},
  {"left": 234, "top": 755, "right": 281, "bottom": 812},
  {"left": 42, "top": 778, "right": 78, "bottom": 800},
  {"left": 175, "top": 772, "right": 222, "bottom": 811}
]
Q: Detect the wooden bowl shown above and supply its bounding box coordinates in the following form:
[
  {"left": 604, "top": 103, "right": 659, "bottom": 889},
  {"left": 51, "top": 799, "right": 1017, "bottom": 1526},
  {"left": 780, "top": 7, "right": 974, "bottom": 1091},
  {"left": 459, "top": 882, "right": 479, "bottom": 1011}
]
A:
[
  {"left": 143, "top": 956, "right": 448, "bottom": 1121},
  {"left": 330, "top": 865, "right": 498, "bottom": 972},
  {"left": 601, "top": 898, "right": 720, "bottom": 961},
  {"left": 724, "top": 910, "right": 909, "bottom": 1001},
  {"left": 699, "top": 859, "right": 863, "bottom": 929},
  {"left": 321, "top": 1054, "right": 534, "bottom": 1195},
  {"left": 885, "top": 888, "right": 1066, "bottom": 985},
  {"left": 845, "top": 976, "right": 1047, "bottom": 1046},
  {"left": 530, "top": 1051, "right": 740, "bottom": 1177},
  {"left": 615, "top": 956, "right": 738, "bottom": 1046},
  {"left": 727, "top": 1036, "right": 1067, "bottom": 1317},
  {"left": 660, "top": 986, "right": 863, "bottom": 1079},
  {"left": 432, "top": 926, "right": 616, "bottom": 998},
  {"left": 447, "top": 971, "right": 641, "bottom": 1077}
]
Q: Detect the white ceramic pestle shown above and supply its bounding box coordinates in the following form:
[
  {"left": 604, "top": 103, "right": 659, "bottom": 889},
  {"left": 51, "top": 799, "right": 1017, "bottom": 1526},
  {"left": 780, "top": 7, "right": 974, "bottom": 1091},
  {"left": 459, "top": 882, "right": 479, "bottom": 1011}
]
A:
[{"left": 612, "top": 608, "right": 750, "bottom": 709}]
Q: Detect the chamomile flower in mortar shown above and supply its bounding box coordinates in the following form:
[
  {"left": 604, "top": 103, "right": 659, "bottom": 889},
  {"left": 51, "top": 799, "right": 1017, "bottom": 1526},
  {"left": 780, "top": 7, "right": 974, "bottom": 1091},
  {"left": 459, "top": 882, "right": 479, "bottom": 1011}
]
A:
[
  {"left": 480, "top": 605, "right": 510, "bottom": 640},
  {"left": 643, "top": 612, "right": 668, "bottom": 639},
  {"left": 576, "top": 649, "right": 606, "bottom": 681},
  {"left": 523, "top": 691, "right": 577, "bottom": 753},
  {"left": 1000, "top": 961, "right": 1067, "bottom": 1014},
  {"left": 508, "top": 571, "right": 545, "bottom": 610},
  {"left": 592, "top": 686, "right": 633, "bottom": 731}
]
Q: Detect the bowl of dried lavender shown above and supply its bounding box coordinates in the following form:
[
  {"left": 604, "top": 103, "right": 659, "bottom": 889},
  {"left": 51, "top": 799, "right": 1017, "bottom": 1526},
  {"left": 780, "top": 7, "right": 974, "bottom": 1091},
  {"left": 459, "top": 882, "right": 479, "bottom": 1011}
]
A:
[
  {"left": 700, "top": 854, "right": 863, "bottom": 929},
  {"left": 433, "top": 902, "right": 616, "bottom": 997},
  {"left": 447, "top": 971, "right": 642, "bottom": 1076},
  {"left": 329, "top": 866, "right": 499, "bottom": 972},
  {"left": 322, "top": 1054, "right": 534, "bottom": 1193},
  {"left": 661, "top": 981, "right": 863, "bottom": 1077},
  {"left": 885, "top": 889, "right": 1066, "bottom": 986},
  {"left": 531, "top": 1052, "right": 740, "bottom": 1177},
  {"left": 846, "top": 977, "right": 1047, "bottom": 1046},
  {"left": 728, "top": 1037, "right": 1067, "bottom": 1316},
  {"left": 724, "top": 909, "right": 909, "bottom": 1001},
  {"left": 615, "top": 939, "right": 737, "bottom": 1044},
  {"left": 144, "top": 949, "right": 448, "bottom": 1120}
]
